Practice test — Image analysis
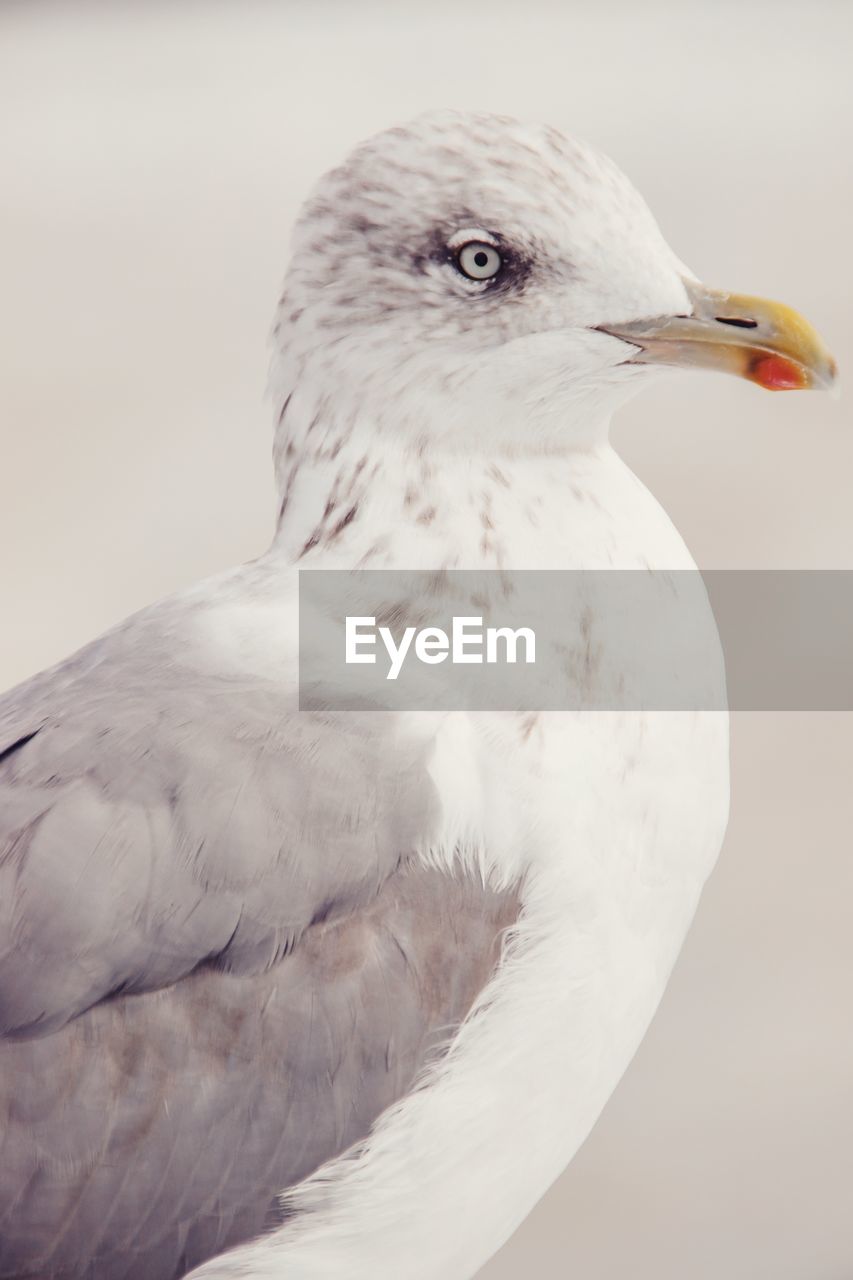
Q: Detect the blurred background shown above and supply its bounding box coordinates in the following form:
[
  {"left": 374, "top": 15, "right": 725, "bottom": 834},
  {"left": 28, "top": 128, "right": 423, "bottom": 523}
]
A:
[{"left": 1, "top": 2, "right": 851, "bottom": 1276}]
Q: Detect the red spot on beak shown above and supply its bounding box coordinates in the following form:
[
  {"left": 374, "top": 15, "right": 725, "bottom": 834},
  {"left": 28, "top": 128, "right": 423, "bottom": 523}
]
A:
[{"left": 750, "top": 353, "right": 808, "bottom": 391}]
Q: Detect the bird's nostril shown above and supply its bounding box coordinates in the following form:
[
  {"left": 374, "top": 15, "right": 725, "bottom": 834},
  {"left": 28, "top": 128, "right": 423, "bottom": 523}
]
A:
[{"left": 715, "top": 316, "right": 759, "bottom": 329}]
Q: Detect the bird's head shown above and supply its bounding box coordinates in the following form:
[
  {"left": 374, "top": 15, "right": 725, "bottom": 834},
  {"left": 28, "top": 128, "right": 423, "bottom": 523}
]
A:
[{"left": 272, "top": 110, "right": 836, "bottom": 463}]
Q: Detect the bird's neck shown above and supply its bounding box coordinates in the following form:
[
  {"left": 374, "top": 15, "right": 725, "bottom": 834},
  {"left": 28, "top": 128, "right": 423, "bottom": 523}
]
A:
[{"left": 270, "top": 422, "right": 691, "bottom": 572}]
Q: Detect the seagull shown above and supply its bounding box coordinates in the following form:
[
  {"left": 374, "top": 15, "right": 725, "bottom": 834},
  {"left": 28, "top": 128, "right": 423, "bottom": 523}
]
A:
[{"left": 0, "top": 111, "right": 836, "bottom": 1280}]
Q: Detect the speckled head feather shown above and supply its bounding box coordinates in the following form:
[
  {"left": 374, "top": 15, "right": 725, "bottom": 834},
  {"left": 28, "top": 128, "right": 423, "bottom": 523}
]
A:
[{"left": 270, "top": 110, "right": 691, "bottom": 483}]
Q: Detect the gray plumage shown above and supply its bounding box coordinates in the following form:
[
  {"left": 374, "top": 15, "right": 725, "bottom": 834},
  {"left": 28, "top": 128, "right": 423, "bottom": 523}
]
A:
[{"left": 0, "top": 569, "right": 519, "bottom": 1277}]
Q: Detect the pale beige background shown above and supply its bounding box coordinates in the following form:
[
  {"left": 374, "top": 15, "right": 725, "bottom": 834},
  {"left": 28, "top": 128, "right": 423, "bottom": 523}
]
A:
[{"left": 1, "top": 2, "right": 851, "bottom": 1277}]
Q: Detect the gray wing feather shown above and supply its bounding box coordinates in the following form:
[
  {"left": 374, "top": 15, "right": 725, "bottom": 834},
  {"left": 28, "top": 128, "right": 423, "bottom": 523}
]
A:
[
  {"left": 0, "top": 865, "right": 518, "bottom": 1279},
  {"left": 0, "top": 576, "right": 519, "bottom": 1279},
  {"left": 0, "top": 585, "right": 434, "bottom": 1038}
]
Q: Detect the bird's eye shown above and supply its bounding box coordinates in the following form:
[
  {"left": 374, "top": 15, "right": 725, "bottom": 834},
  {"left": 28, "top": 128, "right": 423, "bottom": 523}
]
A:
[{"left": 456, "top": 241, "right": 503, "bottom": 281}]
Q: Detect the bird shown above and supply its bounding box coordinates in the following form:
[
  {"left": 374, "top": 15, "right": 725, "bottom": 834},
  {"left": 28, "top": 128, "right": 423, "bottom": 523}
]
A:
[{"left": 0, "top": 110, "right": 836, "bottom": 1280}]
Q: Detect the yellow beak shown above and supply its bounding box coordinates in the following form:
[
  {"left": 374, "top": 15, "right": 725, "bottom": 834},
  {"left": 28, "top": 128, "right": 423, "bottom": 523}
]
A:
[{"left": 598, "top": 281, "right": 838, "bottom": 392}]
